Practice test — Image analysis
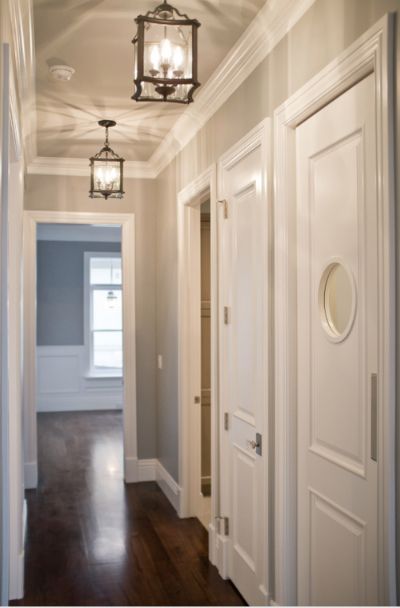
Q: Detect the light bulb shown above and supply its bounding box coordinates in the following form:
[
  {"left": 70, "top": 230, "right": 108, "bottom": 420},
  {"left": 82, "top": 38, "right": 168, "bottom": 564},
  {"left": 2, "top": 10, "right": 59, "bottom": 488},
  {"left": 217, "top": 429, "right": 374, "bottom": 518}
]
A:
[
  {"left": 150, "top": 45, "right": 160, "bottom": 71},
  {"left": 173, "top": 46, "right": 183, "bottom": 70},
  {"left": 160, "top": 38, "right": 172, "bottom": 64},
  {"left": 95, "top": 167, "right": 105, "bottom": 188}
]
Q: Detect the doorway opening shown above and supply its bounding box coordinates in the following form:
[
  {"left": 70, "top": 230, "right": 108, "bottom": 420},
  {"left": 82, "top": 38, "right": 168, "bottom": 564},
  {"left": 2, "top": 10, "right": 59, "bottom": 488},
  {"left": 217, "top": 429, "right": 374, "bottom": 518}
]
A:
[
  {"left": 23, "top": 211, "right": 138, "bottom": 492},
  {"left": 177, "top": 167, "right": 218, "bottom": 540},
  {"left": 198, "top": 199, "right": 212, "bottom": 529},
  {"left": 35, "top": 223, "right": 124, "bottom": 486}
]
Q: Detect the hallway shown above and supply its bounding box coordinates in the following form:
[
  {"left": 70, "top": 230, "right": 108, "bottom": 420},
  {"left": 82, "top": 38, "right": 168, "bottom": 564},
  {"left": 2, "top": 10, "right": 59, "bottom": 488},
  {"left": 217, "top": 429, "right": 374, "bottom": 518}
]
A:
[{"left": 12, "top": 412, "right": 244, "bottom": 606}]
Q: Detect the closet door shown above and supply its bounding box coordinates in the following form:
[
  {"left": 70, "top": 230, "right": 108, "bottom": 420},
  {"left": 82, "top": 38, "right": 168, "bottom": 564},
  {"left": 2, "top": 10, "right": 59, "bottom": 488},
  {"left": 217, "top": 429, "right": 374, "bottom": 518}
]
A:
[
  {"left": 296, "top": 74, "right": 378, "bottom": 605},
  {"left": 218, "top": 123, "right": 269, "bottom": 606}
]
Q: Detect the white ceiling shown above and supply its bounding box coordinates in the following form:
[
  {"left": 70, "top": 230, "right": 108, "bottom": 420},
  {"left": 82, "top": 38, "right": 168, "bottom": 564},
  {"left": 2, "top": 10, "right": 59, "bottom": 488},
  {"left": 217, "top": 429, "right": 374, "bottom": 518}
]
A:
[{"left": 33, "top": 0, "right": 266, "bottom": 162}]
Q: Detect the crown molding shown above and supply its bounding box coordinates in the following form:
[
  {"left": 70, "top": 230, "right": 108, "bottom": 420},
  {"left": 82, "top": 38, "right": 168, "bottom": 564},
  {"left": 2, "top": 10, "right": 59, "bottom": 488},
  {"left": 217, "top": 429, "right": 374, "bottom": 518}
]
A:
[
  {"left": 27, "top": 156, "right": 156, "bottom": 179},
  {"left": 150, "top": 0, "right": 317, "bottom": 176},
  {"left": 25, "top": 0, "right": 316, "bottom": 179}
]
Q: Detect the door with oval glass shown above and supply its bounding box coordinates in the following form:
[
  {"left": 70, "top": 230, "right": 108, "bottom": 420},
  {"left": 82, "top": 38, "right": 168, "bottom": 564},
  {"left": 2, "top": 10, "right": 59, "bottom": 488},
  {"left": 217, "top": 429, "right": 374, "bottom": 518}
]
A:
[{"left": 296, "top": 73, "right": 378, "bottom": 605}]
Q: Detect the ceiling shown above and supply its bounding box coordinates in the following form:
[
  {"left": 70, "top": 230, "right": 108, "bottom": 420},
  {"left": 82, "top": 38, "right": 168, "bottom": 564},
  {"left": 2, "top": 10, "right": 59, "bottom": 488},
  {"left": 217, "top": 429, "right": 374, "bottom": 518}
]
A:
[{"left": 33, "top": 0, "right": 266, "bottom": 162}]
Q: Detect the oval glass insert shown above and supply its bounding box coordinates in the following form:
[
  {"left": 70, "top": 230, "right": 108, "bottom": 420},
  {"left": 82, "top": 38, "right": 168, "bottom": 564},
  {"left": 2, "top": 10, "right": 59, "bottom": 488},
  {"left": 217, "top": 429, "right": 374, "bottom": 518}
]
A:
[{"left": 323, "top": 263, "right": 354, "bottom": 337}]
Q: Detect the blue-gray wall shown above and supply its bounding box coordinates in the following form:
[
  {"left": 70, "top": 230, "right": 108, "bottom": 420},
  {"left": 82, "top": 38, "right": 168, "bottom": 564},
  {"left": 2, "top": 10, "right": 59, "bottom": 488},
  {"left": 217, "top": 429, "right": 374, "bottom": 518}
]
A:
[{"left": 37, "top": 240, "right": 121, "bottom": 346}]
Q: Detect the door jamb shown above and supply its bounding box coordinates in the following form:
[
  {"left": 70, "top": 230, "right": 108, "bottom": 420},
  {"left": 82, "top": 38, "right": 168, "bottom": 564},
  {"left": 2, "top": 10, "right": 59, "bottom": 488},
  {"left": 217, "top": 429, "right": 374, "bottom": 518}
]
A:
[
  {"left": 23, "top": 210, "right": 138, "bottom": 487},
  {"left": 176, "top": 166, "right": 218, "bottom": 546},
  {"left": 273, "top": 14, "right": 396, "bottom": 605}
]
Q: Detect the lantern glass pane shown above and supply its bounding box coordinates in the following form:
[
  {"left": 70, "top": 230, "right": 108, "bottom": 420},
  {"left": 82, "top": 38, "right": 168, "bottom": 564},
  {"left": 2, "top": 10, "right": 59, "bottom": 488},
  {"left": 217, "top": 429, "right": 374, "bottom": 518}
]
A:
[
  {"left": 93, "top": 160, "right": 121, "bottom": 193},
  {"left": 143, "top": 22, "right": 192, "bottom": 79}
]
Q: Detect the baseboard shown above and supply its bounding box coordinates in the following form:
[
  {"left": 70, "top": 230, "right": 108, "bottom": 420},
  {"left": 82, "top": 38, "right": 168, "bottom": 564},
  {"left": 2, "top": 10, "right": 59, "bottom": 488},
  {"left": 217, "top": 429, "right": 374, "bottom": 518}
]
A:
[
  {"left": 24, "top": 461, "right": 37, "bottom": 489},
  {"left": 155, "top": 461, "right": 181, "bottom": 513},
  {"left": 138, "top": 458, "right": 157, "bottom": 481},
  {"left": 9, "top": 502, "right": 26, "bottom": 601},
  {"left": 124, "top": 456, "right": 139, "bottom": 483},
  {"left": 215, "top": 533, "right": 230, "bottom": 580},
  {"left": 8, "top": 548, "right": 24, "bottom": 601},
  {"left": 208, "top": 522, "right": 217, "bottom": 566},
  {"left": 122, "top": 458, "right": 182, "bottom": 514}
]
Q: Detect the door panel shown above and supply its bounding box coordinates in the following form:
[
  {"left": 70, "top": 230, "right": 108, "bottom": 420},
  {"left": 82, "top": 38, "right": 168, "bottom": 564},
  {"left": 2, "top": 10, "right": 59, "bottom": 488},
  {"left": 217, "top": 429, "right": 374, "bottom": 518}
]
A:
[
  {"left": 296, "top": 74, "right": 378, "bottom": 605},
  {"left": 219, "top": 127, "right": 268, "bottom": 606}
]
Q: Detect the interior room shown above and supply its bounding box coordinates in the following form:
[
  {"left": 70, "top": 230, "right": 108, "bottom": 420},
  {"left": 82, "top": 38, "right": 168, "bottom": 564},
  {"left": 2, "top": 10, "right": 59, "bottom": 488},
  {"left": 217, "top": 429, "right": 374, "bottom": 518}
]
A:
[{"left": 0, "top": 0, "right": 399, "bottom": 606}]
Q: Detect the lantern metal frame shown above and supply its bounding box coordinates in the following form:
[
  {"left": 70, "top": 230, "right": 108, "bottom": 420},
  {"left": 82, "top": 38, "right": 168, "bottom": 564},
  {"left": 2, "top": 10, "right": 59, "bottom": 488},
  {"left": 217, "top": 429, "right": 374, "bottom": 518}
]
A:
[
  {"left": 132, "top": 0, "right": 201, "bottom": 104},
  {"left": 89, "top": 120, "right": 125, "bottom": 200}
]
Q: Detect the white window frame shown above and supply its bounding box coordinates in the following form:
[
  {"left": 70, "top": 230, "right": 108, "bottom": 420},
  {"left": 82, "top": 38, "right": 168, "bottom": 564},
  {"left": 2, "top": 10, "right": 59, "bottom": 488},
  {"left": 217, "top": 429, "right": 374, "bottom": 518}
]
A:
[{"left": 84, "top": 251, "right": 123, "bottom": 378}]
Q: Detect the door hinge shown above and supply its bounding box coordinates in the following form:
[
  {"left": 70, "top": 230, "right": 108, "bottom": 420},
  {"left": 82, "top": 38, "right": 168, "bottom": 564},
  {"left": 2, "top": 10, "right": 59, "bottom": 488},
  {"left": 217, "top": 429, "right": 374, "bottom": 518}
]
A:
[
  {"left": 215, "top": 516, "right": 229, "bottom": 536},
  {"left": 224, "top": 412, "right": 229, "bottom": 431},
  {"left": 224, "top": 306, "right": 230, "bottom": 325},
  {"left": 218, "top": 199, "right": 229, "bottom": 219}
]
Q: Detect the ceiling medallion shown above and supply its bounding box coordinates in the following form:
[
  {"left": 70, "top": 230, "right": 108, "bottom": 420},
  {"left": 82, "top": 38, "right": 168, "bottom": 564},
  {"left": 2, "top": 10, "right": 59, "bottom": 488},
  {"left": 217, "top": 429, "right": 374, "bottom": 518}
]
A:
[
  {"left": 132, "top": 0, "right": 201, "bottom": 104},
  {"left": 89, "top": 120, "right": 125, "bottom": 200}
]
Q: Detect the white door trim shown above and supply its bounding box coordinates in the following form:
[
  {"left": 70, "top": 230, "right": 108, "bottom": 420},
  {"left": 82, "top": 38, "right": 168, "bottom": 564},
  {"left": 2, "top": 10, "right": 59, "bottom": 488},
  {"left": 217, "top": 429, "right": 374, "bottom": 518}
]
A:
[
  {"left": 273, "top": 14, "right": 396, "bottom": 605},
  {"left": 176, "top": 166, "right": 218, "bottom": 544},
  {"left": 23, "top": 210, "right": 138, "bottom": 486}
]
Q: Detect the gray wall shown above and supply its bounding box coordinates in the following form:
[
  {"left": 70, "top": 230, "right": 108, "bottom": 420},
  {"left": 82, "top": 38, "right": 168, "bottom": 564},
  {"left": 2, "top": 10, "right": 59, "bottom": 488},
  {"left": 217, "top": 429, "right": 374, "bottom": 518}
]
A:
[
  {"left": 37, "top": 240, "right": 121, "bottom": 347},
  {"left": 26, "top": 175, "right": 158, "bottom": 460},
  {"left": 155, "top": 0, "right": 400, "bottom": 485}
]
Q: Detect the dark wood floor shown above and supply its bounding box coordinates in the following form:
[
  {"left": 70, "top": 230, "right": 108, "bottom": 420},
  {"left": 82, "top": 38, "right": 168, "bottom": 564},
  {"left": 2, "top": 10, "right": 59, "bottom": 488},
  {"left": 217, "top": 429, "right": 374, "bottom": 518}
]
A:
[{"left": 11, "top": 411, "right": 244, "bottom": 607}]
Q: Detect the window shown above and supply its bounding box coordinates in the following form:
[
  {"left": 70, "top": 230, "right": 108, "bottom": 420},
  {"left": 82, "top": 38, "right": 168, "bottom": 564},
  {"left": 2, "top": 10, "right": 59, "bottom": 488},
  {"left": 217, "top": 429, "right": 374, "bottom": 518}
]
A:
[{"left": 85, "top": 253, "right": 123, "bottom": 375}]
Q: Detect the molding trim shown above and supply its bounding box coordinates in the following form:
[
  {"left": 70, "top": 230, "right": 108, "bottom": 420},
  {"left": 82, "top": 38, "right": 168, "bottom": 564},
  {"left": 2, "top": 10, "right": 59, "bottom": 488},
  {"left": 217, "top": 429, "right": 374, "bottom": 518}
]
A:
[
  {"left": 156, "top": 461, "right": 182, "bottom": 514},
  {"left": 273, "top": 14, "right": 396, "bottom": 606},
  {"left": 177, "top": 165, "right": 217, "bottom": 522},
  {"left": 150, "top": 0, "right": 317, "bottom": 176},
  {"left": 24, "top": 462, "right": 37, "bottom": 490},
  {"left": 124, "top": 456, "right": 139, "bottom": 483},
  {"left": 138, "top": 458, "right": 157, "bottom": 482},
  {"left": 27, "top": 156, "right": 157, "bottom": 179},
  {"left": 8, "top": 549, "right": 24, "bottom": 601},
  {"left": 25, "top": 0, "right": 316, "bottom": 179},
  {"left": 23, "top": 211, "right": 138, "bottom": 489},
  {"left": 7, "top": 0, "right": 37, "bottom": 165}
]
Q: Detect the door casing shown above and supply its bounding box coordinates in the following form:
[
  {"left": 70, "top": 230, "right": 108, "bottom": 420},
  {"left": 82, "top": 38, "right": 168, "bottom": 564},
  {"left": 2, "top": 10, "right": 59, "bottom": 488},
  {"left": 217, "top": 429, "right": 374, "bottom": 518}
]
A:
[
  {"left": 23, "top": 211, "right": 138, "bottom": 488},
  {"left": 177, "top": 166, "right": 218, "bottom": 526},
  {"left": 273, "top": 14, "right": 396, "bottom": 605}
]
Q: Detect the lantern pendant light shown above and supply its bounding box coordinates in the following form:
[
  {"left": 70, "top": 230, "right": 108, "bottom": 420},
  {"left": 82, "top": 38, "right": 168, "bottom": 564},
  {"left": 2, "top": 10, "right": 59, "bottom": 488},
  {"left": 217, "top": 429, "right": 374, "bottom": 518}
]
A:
[
  {"left": 132, "top": 0, "right": 201, "bottom": 104},
  {"left": 89, "top": 120, "right": 125, "bottom": 200}
]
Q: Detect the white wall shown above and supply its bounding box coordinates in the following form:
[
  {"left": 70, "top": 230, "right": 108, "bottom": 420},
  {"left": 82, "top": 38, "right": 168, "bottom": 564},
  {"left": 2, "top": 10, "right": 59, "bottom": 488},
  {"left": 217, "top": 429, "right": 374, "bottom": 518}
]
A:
[{"left": 36, "top": 346, "right": 122, "bottom": 412}]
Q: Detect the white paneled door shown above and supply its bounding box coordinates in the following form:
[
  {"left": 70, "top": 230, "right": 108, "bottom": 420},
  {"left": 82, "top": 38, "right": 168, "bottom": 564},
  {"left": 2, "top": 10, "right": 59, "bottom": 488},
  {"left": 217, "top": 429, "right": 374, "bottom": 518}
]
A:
[
  {"left": 218, "top": 123, "right": 269, "bottom": 606},
  {"left": 296, "top": 74, "right": 378, "bottom": 605}
]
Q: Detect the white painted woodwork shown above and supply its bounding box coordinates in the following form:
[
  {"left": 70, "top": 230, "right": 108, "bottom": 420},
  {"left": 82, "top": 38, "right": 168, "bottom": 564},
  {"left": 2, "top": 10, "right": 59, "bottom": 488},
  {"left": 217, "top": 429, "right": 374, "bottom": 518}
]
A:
[
  {"left": 297, "top": 74, "right": 378, "bottom": 605},
  {"left": 23, "top": 211, "right": 137, "bottom": 486},
  {"left": 36, "top": 346, "right": 123, "bottom": 412},
  {"left": 177, "top": 166, "right": 221, "bottom": 571},
  {"left": 218, "top": 121, "right": 269, "bottom": 605},
  {"left": 8, "top": 122, "right": 24, "bottom": 602},
  {"left": 1, "top": 39, "right": 25, "bottom": 602},
  {"left": 273, "top": 16, "right": 396, "bottom": 605},
  {"left": 0, "top": 41, "right": 11, "bottom": 606}
]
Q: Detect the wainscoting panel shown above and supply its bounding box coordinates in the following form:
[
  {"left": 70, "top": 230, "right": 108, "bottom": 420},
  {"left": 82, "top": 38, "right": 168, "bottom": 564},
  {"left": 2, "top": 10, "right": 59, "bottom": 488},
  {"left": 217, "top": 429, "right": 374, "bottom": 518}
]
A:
[{"left": 36, "top": 346, "right": 123, "bottom": 412}]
